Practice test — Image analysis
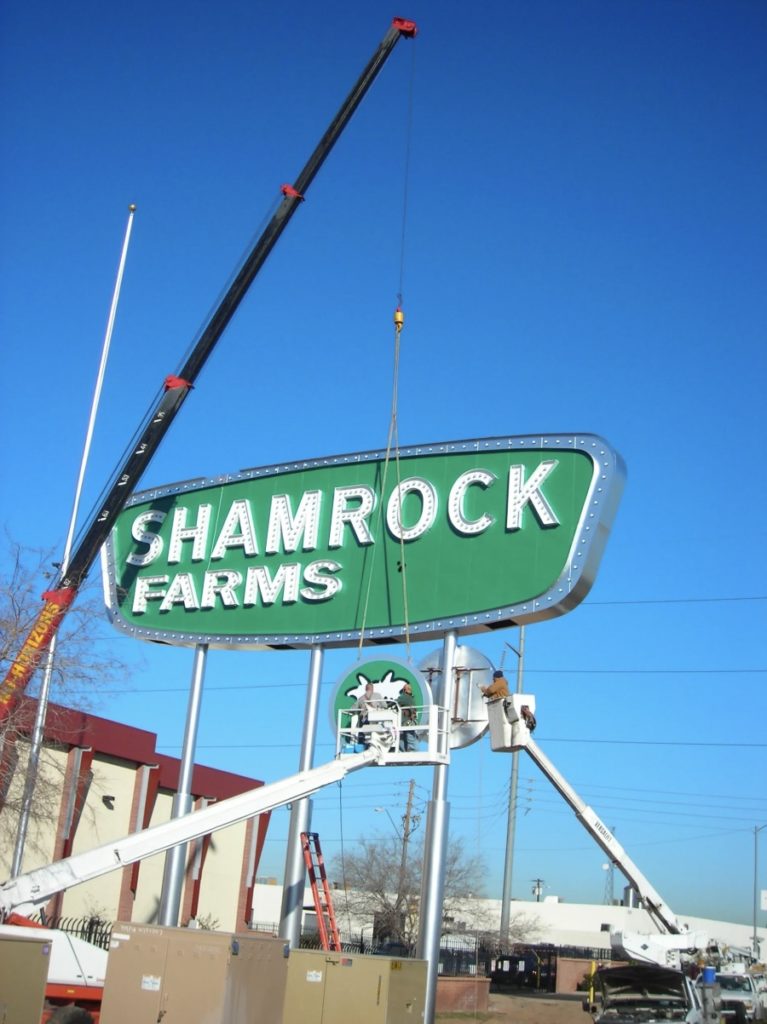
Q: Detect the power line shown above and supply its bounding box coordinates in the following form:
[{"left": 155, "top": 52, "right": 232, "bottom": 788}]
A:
[
  {"left": 584, "top": 595, "right": 767, "bottom": 606},
  {"left": 59, "top": 664, "right": 767, "bottom": 698},
  {"left": 538, "top": 737, "right": 767, "bottom": 747},
  {"left": 526, "top": 668, "right": 765, "bottom": 675},
  {"left": 156, "top": 734, "right": 766, "bottom": 752}
]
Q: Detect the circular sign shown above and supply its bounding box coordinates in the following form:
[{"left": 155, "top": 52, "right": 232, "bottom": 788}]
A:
[
  {"left": 418, "top": 645, "right": 493, "bottom": 749},
  {"left": 329, "top": 656, "right": 432, "bottom": 734}
]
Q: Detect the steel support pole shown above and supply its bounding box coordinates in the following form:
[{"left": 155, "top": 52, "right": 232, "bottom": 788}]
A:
[
  {"left": 500, "top": 625, "right": 525, "bottom": 942},
  {"left": 417, "top": 630, "right": 456, "bottom": 1024},
  {"left": 157, "top": 643, "right": 208, "bottom": 926},
  {"left": 280, "top": 645, "right": 324, "bottom": 947}
]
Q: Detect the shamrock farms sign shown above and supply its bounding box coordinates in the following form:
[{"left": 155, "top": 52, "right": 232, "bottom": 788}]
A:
[{"left": 102, "top": 433, "right": 624, "bottom": 649}]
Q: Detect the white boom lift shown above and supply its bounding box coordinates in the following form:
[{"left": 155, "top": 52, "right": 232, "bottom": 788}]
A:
[
  {"left": 1, "top": 707, "right": 446, "bottom": 919},
  {"left": 487, "top": 694, "right": 710, "bottom": 969}
]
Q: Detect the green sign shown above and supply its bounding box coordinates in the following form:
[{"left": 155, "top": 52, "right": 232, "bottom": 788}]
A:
[{"left": 102, "top": 433, "right": 624, "bottom": 648}]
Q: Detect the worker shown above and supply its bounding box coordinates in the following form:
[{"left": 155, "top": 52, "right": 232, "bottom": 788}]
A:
[
  {"left": 353, "top": 681, "right": 384, "bottom": 745},
  {"left": 354, "top": 681, "right": 384, "bottom": 718},
  {"left": 481, "top": 670, "right": 510, "bottom": 700},
  {"left": 397, "top": 682, "right": 417, "bottom": 751}
]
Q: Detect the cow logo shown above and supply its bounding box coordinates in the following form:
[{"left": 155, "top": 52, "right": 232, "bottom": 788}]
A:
[{"left": 329, "top": 657, "right": 431, "bottom": 734}]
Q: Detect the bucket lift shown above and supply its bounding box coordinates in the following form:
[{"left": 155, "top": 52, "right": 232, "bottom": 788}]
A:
[
  {"left": 1, "top": 703, "right": 450, "bottom": 919},
  {"left": 486, "top": 695, "right": 710, "bottom": 968}
]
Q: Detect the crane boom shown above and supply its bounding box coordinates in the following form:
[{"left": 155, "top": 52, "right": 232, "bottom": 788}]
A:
[
  {"left": 523, "top": 737, "right": 680, "bottom": 934},
  {"left": 0, "top": 17, "right": 417, "bottom": 721},
  {"left": 0, "top": 743, "right": 385, "bottom": 918},
  {"left": 486, "top": 695, "right": 681, "bottom": 935}
]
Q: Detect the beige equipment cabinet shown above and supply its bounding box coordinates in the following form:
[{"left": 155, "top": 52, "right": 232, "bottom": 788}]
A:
[
  {"left": 99, "top": 922, "right": 289, "bottom": 1024},
  {"left": 283, "top": 948, "right": 427, "bottom": 1024},
  {"left": 0, "top": 931, "right": 50, "bottom": 1024}
]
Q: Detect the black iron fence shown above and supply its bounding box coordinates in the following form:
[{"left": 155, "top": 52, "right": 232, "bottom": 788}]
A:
[
  {"left": 33, "top": 913, "right": 614, "bottom": 980},
  {"left": 32, "top": 913, "right": 113, "bottom": 951}
]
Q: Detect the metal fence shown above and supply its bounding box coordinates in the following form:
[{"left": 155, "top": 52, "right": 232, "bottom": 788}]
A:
[
  {"left": 32, "top": 913, "right": 113, "bottom": 951},
  {"left": 30, "top": 914, "right": 614, "bottom": 979}
]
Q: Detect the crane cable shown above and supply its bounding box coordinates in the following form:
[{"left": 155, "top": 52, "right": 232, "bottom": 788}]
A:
[{"left": 357, "top": 41, "right": 416, "bottom": 659}]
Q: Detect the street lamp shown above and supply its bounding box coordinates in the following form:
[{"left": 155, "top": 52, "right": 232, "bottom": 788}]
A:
[
  {"left": 374, "top": 806, "right": 401, "bottom": 837},
  {"left": 754, "top": 823, "right": 766, "bottom": 960}
]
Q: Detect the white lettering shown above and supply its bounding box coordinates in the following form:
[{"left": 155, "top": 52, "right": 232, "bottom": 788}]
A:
[
  {"left": 448, "top": 470, "right": 495, "bottom": 535},
  {"left": 159, "top": 573, "right": 199, "bottom": 612},
  {"left": 133, "top": 575, "right": 168, "bottom": 613},
  {"left": 211, "top": 499, "right": 258, "bottom": 559},
  {"left": 301, "top": 560, "right": 342, "bottom": 602},
  {"left": 506, "top": 461, "right": 559, "bottom": 530},
  {"left": 168, "top": 504, "right": 212, "bottom": 563},
  {"left": 387, "top": 477, "right": 437, "bottom": 541},
  {"left": 329, "top": 486, "right": 375, "bottom": 548},
  {"left": 266, "top": 491, "right": 321, "bottom": 554},
  {"left": 127, "top": 510, "right": 167, "bottom": 566},
  {"left": 244, "top": 564, "right": 300, "bottom": 606},
  {"left": 201, "top": 570, "right": 242, "bottom": 609}
]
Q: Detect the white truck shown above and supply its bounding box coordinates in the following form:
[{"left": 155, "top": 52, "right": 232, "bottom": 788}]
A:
[
  {"left": 584, "top": 963, "right": 711, "bottom": 1024},
  {"left": 706, "top": 968, "right": 766, "bottom": 1023}
]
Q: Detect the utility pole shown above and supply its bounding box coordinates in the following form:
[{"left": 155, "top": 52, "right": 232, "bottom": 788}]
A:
[
  {"left": 500, "top": 625, "right": 526, "bottom": 942},
  {"left": 394, "top": 779, "right": 417, "bottom": 935},
  {"left": 532, "top": 878, "right": 545, "bottom": 902},
  {"left": 754, "top": 823, "right": 766, "bottom": 960}
]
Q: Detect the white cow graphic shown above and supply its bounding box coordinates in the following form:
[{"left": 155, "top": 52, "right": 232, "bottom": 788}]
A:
[{"left": 345, "top": 669, "right": 410, "bottom": 704}]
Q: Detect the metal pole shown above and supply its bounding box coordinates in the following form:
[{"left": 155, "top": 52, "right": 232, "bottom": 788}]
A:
[
  {"left": 280, "top": 644, "right": 324, "bottom": 947},
  {"left": 500, "top": 625, "right": 525, "bottom": 942},
  {"left": 417, "top": 630, "right": 456, "bottom": 1024},
  {"left": 157, "top": 643, "right": 208, "bottom": 926},
  {"left": 755, "top": 824, "right": 766, "bottom": 959},
  {"left": 10, "top": 206, "right": 136, "bottom": 878}
]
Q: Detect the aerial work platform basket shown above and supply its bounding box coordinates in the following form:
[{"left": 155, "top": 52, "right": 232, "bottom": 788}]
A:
[{"left": 335, "top": 703, "right": 450, "bottom": 765}]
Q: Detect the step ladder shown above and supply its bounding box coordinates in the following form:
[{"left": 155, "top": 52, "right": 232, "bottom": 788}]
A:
[{"left": 301, "top": 831, "right": 341, "bottom": 951}]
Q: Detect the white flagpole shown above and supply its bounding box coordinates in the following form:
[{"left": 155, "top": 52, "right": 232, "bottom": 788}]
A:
[{"left": 11, "top": 205, "right": 137, "bottom": 880}]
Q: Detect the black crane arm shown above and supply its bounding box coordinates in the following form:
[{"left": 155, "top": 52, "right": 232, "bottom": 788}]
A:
[{"left": 0, "top": 17, "right": 417, "bottom": 718}]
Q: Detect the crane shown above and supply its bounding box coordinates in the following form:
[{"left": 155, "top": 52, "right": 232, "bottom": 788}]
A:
[{"left": 0, "top": 17, "right": 417, "bottom": 722}]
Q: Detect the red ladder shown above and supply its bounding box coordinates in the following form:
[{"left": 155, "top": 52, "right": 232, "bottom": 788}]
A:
[{"left": 301, "top": 831, "right": 341, "bottom": 951}]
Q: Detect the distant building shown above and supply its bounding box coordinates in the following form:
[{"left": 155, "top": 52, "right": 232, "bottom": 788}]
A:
[
  {"left": 0, "top": 698, "right": 269, "bottom": 931},
  {"left": 248, "top": 881, "right": 766, "bottom": 961}
]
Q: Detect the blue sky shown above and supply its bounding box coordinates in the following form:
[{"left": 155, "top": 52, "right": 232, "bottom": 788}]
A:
[{"left": 1, "top": 1, "right": 765, "bottom": 928}]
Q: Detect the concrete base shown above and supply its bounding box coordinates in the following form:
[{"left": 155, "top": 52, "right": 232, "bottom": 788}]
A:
[{"left": 436, "top": 976, "right": 491, "bottom": 1013}]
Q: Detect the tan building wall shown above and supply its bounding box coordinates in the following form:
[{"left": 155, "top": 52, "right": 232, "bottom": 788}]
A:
[
  {"left": 0, "top": 698, "right": 270, "bottom": 930},
  {"left": 0, "top": 739, "right": 65, "bottom": 874}
]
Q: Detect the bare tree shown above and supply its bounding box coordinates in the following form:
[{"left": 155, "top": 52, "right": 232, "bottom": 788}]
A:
[
  {"left": 333, "top": 830, "right": 487, "bottom": 948},
  {"left": 0, "top": 538, "right": 131, "bottom": 861}
]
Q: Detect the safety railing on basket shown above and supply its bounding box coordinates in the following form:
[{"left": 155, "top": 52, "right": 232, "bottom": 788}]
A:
[{"left": 335, "top": 703, "right": 450, "bottom": 762}]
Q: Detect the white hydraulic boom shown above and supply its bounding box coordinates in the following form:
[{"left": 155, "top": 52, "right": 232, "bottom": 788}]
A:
[
  {"left": 487, "top": 695, "right": 708, "bottom": 967},
  {"left": 1, "top": 736, "right": 389, "bottom": 918}
]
